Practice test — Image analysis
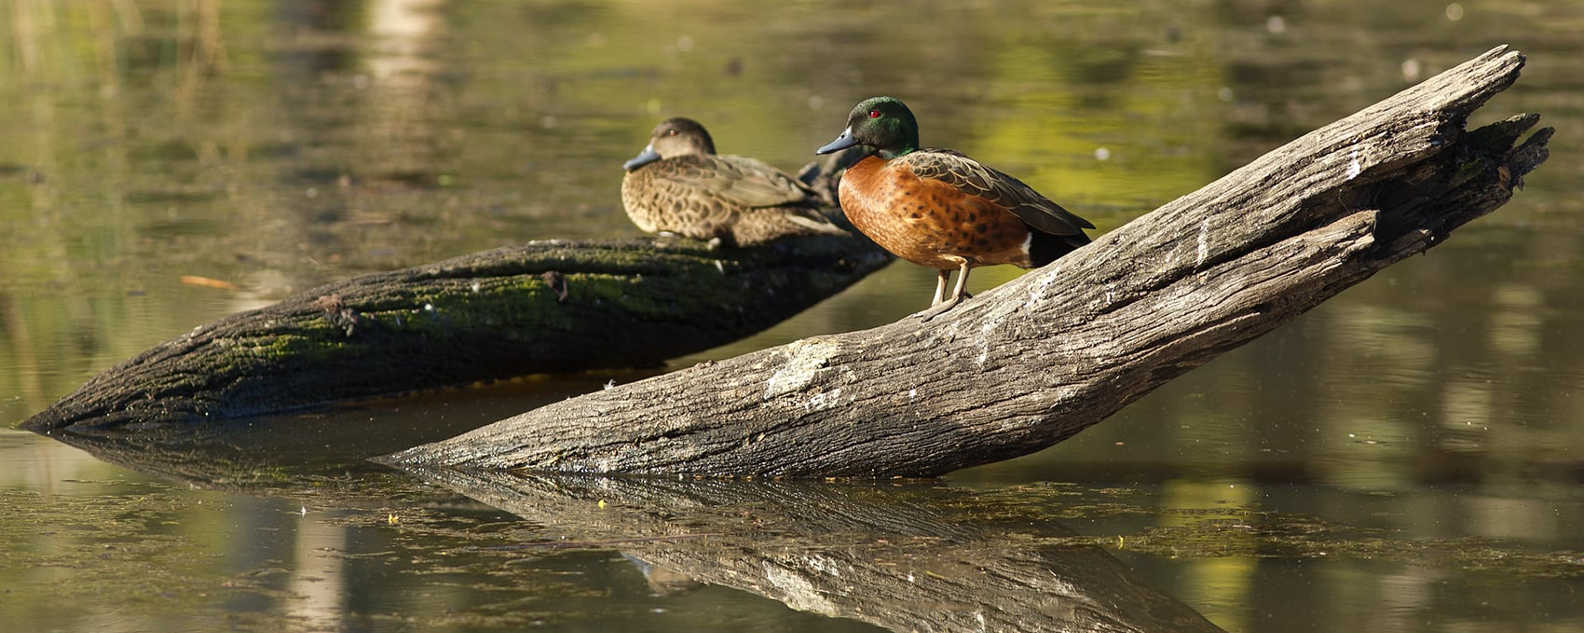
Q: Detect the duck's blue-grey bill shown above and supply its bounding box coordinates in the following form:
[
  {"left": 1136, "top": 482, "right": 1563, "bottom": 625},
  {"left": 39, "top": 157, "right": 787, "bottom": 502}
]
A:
[
  {"left": 623, "top": 147, "right": 661, "bottom": 171},
  {"left": 816, "top": 131, "right": 859, "bottom": 155}
]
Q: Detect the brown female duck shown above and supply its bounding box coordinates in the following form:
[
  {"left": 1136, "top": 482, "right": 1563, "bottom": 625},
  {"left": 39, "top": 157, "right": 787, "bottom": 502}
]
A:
[
  {"left": 816, "top": 97, "right": 1093, "bottom": 314},
  {"left": 622, "top": 117, "right": 846, "bottom": 247}
]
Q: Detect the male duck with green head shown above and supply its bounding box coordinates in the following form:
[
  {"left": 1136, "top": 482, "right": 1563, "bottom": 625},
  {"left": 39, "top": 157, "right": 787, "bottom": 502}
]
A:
[{"left": 817, "top": 97, "right": 1093, "bottom": 315}]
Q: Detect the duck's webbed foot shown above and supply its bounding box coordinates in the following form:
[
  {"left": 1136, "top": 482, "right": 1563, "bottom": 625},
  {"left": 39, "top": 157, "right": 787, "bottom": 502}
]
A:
[{"left": 913, "top": 295, "right": 963, "bottom": 322}]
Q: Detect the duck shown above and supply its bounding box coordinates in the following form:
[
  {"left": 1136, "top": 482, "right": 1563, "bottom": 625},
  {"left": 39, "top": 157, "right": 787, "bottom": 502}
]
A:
[
  {"left": 816, "top": 96, "right": 1093, "bottom": 315},
  {"left": 622, "top": 117, "right": 847, "bottom": 247}
]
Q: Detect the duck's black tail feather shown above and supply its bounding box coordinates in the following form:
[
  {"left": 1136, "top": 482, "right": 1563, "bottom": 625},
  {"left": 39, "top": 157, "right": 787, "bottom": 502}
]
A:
[{"left": 1029, "top": 229, "right": 1092, "bottom": 268}]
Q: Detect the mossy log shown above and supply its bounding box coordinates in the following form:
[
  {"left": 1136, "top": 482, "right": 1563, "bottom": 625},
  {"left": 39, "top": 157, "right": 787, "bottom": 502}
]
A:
[
  {"left": 400, "top": 467, "right": 1225, "bottom": 633},
  {"left": 380, "top": 46, "right": 1551, "bottom": 477},
  {"left": 23, "top": 234, "right": 889, "bottom": 432}
]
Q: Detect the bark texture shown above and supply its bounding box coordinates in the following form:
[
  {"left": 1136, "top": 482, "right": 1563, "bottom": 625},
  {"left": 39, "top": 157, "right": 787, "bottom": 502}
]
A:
[
  {"left": 402, "top": 467, "right": 1225, "bottom": 633},
  {"left": 380, "top": 46, "right": 1552, "bottom": 477},
  {"left": 23, "top": 234, "right": 888, "bottom": 432}
]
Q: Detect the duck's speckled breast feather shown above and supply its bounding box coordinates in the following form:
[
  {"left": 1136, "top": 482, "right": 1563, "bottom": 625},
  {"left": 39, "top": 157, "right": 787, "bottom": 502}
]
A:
[{"left": 838, "top": 154, "right": 1036, "bottom": 270}]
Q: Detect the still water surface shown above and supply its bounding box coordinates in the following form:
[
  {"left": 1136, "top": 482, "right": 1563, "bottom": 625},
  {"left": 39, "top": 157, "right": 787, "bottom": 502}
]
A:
[{"left": 2, "top": 0, "right": 1582, "bottom": 631}]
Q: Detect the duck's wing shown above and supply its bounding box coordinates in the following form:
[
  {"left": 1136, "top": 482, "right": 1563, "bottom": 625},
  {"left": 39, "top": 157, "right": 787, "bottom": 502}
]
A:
[
  {"left": 711, "top": 155, "right": 828, "bottom": 208},
  {"left": 653, "top": 155, "right": 824, "bottom": 209},
  {"left": 711, "top": 156, "right": 847, "bottom": 236},
  {"left": 899, "top": 149, "right": 1095, "bottom": 237}
]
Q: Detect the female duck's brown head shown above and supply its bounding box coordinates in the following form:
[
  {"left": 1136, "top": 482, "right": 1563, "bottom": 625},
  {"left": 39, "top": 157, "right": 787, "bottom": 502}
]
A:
[{"left": 623, "top": 117, "right": 718, "bottom": 171}]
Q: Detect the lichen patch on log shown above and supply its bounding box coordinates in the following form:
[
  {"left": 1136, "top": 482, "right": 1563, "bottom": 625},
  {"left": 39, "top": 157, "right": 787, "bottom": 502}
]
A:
[{"left": 764, "top": 338, "right": 842, "bottom": 400}]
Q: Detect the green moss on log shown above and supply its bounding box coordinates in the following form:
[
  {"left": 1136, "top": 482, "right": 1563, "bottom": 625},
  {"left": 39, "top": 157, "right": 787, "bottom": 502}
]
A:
[{"left": 22, "top": 235, "right": 889, "bottom": 433}]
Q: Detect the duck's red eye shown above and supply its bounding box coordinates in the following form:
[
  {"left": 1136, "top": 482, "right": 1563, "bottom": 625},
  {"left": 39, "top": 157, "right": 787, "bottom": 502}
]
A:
[{"left": 868, "top": 110, "right": 881, "bottom": 119}]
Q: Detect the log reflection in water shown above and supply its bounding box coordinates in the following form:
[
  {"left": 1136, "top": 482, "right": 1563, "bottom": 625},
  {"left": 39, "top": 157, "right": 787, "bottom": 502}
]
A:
[
  {"left": 401, "top": 467, "right": 1225, "bottom": 633},
  {"left": 36, "top": 409, "right": 467, "bottom": 491}
]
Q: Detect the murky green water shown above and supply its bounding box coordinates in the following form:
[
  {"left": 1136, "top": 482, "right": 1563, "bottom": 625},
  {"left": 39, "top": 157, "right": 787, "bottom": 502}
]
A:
[{"left": 3, "top": 0, "right": 1582, "bottom": 631}]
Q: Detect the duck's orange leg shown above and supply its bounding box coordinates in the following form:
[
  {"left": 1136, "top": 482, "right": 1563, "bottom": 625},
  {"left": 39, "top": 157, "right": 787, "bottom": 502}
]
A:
[{"left": 931, "top": 269, "right": 951, "bottom": 306}]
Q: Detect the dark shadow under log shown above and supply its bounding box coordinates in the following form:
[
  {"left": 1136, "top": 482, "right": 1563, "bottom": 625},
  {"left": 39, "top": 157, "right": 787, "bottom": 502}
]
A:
[
  {"left": 22, "top": 233, "right": 889, "bottom": 433},
  {"left": 400, "top": 467, "right": 1226, "bottom": 633},
  {"left": 380, "top": 46, "right": 1552, "bottom": 477}
]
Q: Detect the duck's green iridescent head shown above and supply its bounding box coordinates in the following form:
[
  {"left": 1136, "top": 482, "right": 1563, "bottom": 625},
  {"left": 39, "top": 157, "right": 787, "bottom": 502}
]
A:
[{"left": 815, "top": 96, "right": 920, "bottom": 159}]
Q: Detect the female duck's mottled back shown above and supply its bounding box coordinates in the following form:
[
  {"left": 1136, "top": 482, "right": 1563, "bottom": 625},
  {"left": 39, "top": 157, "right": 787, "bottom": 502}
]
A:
[{"left": 621, "top": 118, "right": 846, "bottom": 247}]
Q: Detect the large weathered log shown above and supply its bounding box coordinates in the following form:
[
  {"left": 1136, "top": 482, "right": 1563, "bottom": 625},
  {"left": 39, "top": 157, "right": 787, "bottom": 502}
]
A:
[
  {"left": 22, "top": 233, "right": 888, "bottom": 432},
  {"left": 401, "top": 467, "right": 1225, "bottom": 633},
  {"left": 380, "top": 46, "right": 1552, "bottom": 476}
]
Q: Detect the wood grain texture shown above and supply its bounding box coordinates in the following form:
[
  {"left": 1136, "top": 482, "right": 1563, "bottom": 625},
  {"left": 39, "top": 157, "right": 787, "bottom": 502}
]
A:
[{"left": 380, "top": 46, "right": 1551, "bottom": 477}]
